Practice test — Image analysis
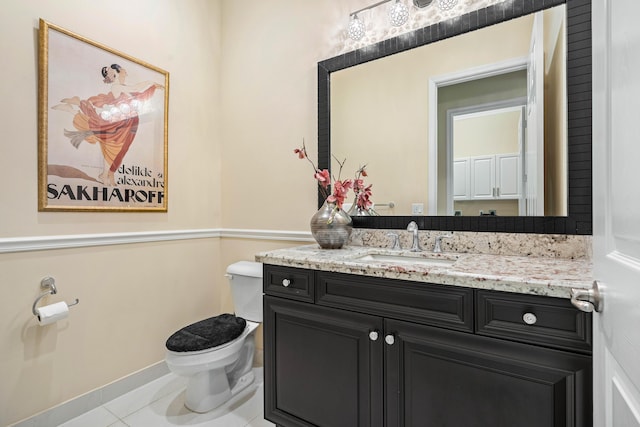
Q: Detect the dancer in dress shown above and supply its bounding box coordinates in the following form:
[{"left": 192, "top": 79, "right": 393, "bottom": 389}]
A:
[{"left": 53, "top": 64, "right": 164, "bottom": 186}]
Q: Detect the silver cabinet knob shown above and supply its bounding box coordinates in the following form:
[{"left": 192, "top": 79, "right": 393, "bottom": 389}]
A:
[
  {"left": 385, "top": 334, "right": 395, "bottom": 345},
  {"left": 282, "top": 279, "right": 291, "bottom": 287},
  {"left": 522, "top": 312, "right": 537, "bottom": 325},
  {"left": 369, "top": 331, "right": 379, "bottom": 341}
]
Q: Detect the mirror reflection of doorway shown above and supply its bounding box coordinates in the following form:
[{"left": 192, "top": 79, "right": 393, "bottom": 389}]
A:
[
  {"left": 432, "top": 67, "right": 529, "bottom": 215},
  {"left": 431, "top": 7, "right": 567, "bottom": 216},
  {"left": 448, "top": 102, "right": 526, "bottom": 216}
]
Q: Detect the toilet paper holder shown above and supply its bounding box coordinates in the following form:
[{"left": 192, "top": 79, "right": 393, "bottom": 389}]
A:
[{"left": 32, "top": 276, "right": 79, "bottom": 316}]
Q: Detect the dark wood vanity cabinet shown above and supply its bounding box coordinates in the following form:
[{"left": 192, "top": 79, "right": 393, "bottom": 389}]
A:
[
  {"left": 264, "top": 296, "right": 384, "bottom": 427},
  {"left": 263, "top": 266, "right": 592, "bottom": 427}
]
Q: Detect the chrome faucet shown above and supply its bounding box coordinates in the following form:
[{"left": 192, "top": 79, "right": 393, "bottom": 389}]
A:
[
  {"left": 406, "top": 221, "right": 422, "bottom": 252},
  {"left": 387, "top": 232, "right": 402, "bottom": 250},
  {"left": 433, "top": 234, "right": 452, "bottom": 253}
]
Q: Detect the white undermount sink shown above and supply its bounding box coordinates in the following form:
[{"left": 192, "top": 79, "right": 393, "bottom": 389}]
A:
[{"left": 352, "top": 252, "right": 458, "bottom": 267}]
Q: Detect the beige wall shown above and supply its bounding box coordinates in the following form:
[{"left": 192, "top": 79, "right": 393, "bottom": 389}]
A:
[
  {"left": 544, "top": 6, "right": 568, "bottom": 216},
  {"left": 453, "top": 199, "right": 520, "bottom": 217},
  {"left": 453, "top": 110, "right": 522, "bottom": 157},
  {"left": 219, "top": 0, "right": 361, "bottom": 230}
]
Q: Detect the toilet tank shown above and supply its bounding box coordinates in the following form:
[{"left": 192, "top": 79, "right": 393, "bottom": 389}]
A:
[{"left": 226, "top": 261, "right": 263, "bottom": 322}]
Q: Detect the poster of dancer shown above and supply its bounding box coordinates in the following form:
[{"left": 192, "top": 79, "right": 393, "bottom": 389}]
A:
[{"left": 38, "top": 19, "right": 169, "bottom": 212}]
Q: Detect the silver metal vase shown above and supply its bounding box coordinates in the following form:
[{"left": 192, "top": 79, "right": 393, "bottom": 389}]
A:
[{"left": 310, "top": 199, "right": 353, "bottom": 249}]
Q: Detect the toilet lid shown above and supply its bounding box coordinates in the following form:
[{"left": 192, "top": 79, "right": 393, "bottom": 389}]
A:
[{"left": 165, "top": 313, "right": 247, "bottom": 352}]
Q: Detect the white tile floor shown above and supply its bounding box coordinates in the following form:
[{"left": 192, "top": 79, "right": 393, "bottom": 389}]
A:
[{"left": 58, "top": 368, "right": 275, "bottom": 427}]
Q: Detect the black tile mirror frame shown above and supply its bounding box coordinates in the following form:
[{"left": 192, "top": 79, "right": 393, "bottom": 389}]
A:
[{"left": 318, "top": 0, "right": 591, "bottom": 234}]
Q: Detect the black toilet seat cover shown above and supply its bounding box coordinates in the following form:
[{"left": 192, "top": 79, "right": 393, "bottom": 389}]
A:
[{"left": 166, "top": 313, "right": 247, "bottom": 352}]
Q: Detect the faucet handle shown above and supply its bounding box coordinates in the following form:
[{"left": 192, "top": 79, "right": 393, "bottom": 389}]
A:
[
  {"left": 406, "top": 221, "right": 422, "bottom": 252},
  {"left": 433, "top": 234, "right": 452, "bottom": 253},
  {"left": 387, "top": 232, "right": 401, "bottom": 250}
]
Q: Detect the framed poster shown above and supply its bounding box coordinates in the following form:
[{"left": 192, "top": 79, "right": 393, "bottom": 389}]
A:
[{"left": 38, "top": 19, "right": 169, "bottom": 212}]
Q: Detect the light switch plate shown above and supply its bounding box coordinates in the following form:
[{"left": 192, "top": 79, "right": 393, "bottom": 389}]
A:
[{"left": 411, "top": 203, "right": 424, "bottom": 214}]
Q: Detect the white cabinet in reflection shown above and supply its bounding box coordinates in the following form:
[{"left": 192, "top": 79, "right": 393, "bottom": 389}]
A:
[
  {"left": 496, "top": 154, "right": 521, "bottom": 198},
  {"left": 470, "top": 155, "right": 496, "bottom": 199},
  {"left": 453, "top": 158, "right": 471, "bottom": 200},
  {"left": 455, "top": 153, "right": 521, "bottom": 200}
]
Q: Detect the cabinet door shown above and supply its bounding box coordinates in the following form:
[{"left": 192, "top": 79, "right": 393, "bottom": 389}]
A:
[
  {"left": 470, "top": 155, "right": 496, "bottom": 199},
  {"left": 385, "top": 319, "right": 592, "bottom": 427},
  {"left": 453, "top": 158, "right": 470, "bottom": 200},
  {"left": 496, "top": 153, "right": 521, "bottom": 198},
  {"left": 264, "top": 296, "right": 383, "bottom": 427}
]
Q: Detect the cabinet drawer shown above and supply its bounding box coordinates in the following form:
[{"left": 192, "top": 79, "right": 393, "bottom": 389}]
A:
[
  {"left": 476, "top": 290, "right": 592, "bottom": 354},
  {"left": 264, "top": 265, "right": 314, "bottom": 302},
  {"left": 317, "top": 271, "right": 473, "bottom": 332}
]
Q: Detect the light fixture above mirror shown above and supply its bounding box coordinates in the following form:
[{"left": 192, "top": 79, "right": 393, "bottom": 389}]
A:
[
  {"left": 437, "top": 0, "right": 459, "bottom": 11},
  {"left": 389, "top": 1, "right": 411, "bottom": 26},
  {"left": 348, "top": 0, "right": 412, "bottom": 41},
  {"left": 342, "top": 0, "right": 498, "bottom": 52},
  {"left": 347, "top": 14, "right": 366, "bottom": 41},
  {"left": 413, "top": 0, "right": 434, "bottom": 8}
]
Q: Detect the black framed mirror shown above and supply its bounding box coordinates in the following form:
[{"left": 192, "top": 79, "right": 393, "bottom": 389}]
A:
[{"left": 318, "top": 0, "right": 591, "bottom": 234}]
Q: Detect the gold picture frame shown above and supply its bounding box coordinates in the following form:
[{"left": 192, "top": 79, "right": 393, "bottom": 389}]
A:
[{"left": 38, "top": 19, "right": 169, "bottom": 212}]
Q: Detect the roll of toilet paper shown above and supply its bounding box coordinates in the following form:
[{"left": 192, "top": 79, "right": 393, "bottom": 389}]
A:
[{"left": 36, "top": 301, "right": 69, "bottom": 326}]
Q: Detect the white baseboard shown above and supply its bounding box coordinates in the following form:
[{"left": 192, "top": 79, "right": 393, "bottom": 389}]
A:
[{"left": 10, "top": 361, "right": 169, "bottom": 427}]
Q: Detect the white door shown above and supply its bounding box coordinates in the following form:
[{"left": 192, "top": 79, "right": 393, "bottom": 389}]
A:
[
  {"left": 518, "top": 107, "right": 526, "bottom": 215},
  {"left": 592, "top": 0, "right": 640, "bottom": 424},
  {"left": 525, "top": 11, "right": 545, "bottom": 215}
]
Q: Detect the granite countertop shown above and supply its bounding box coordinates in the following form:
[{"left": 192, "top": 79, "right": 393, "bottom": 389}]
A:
[{"left": 255, "top": 244, "right": 593, "bottom": 299}]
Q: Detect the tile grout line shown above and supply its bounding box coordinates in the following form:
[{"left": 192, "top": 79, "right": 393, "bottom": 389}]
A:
[{"left": 103, "top": 406, "right": 128, "bottom": 426}]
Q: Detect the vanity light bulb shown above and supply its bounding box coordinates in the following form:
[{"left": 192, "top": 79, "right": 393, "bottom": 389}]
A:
[
  {"left": 348, "top": 14, "right": 366, "bottom": 41},
  {"left": 389, "top": 1, "right": 410, "bottom": 27},
  {"left": 437, "top": 0, "right": 458, "bottom": 11}
]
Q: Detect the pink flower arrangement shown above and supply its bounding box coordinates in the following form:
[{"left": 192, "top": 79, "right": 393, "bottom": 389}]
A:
[
  {"left": 353, "top": 169, "right": 373, "bottom": 212},
  {"left": 294, "top": 140, "right": 372, "bottom": 212}
]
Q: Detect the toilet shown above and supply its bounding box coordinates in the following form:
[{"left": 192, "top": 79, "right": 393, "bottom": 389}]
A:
[{"left": 165, "top": 261, "right": 263, "bottom": 413}]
